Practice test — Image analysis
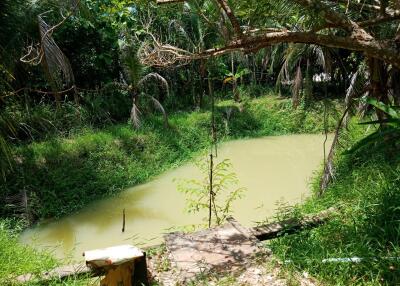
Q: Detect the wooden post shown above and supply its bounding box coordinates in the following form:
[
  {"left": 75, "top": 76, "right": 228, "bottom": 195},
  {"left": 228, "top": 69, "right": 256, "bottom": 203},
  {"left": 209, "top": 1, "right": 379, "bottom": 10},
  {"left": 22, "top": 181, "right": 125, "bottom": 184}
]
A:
[
  {"left": 122, "top": 208, "right": 126, "bottom": 232},
  {"left": 84, "top": 245, "right": 148, "bottom": 286}
]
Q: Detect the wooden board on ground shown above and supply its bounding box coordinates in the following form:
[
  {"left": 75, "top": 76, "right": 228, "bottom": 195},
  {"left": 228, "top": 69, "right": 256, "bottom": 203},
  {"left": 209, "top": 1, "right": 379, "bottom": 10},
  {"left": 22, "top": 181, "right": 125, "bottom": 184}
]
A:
[
  {"left": 250, "top": 207, "right": 336, "bottom": 240},
  {"left": 15, "top": 263, "right": 93, "bottom": 283},
  {"left": 163, "top": 217, "right": 267, "bottom": 284}
]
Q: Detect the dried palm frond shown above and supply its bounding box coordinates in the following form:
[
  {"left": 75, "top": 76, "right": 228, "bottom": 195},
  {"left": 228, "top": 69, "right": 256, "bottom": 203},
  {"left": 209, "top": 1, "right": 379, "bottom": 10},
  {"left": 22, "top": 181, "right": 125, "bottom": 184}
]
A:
[
  {"left": 38, "top": 16, "right": 75, "bottom": 89},
  {"left": 312, "top": 45, "right": 332, "bottom": 74},
  {"left": 4, "top": 189, "right": 31, "bottom": 221},
  {"left": 130, "top": 102, "right": 141, "bottom": 129},
  {"left": 344, "top": 64, "right": 368, "bottom": 126},
  {"left": 138, "top": 72, "right": 170, "bottom": 97},
  {"left": 148, "top": 95, "right": 169, "bottom": 127}
]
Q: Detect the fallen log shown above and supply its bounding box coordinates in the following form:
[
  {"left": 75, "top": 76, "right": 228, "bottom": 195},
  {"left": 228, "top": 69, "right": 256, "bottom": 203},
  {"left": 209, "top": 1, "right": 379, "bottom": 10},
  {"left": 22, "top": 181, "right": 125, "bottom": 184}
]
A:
[{"left": 250, "top": 207, "right": 336, "bottom": 241}]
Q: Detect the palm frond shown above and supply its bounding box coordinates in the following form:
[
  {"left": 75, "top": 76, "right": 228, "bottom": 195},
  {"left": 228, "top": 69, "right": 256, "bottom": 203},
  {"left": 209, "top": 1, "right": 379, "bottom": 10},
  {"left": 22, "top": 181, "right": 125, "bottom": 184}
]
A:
[
  {"left": 138, "top": 72, "right": 169, "bottom": 97},
  {"left": 292, "top": 65, "right": 303, "bottom": 109},
  {"left": 38, "top": 16, "right": 75, "bottom": 89},
  {"left": 120, "top": 44, "right": 143, "bottom": 86},
  {"left": 130, "top": 102, "right": 141, "bottom": 129},
  {"left": 148, "top": 95, "right": 169, "bottom": 127},
  {"left": 168, "top": 19, "right": 196, "bottom": 48},
  {"left": 0, "top": 114, "right": 15, "bottom": 180}
]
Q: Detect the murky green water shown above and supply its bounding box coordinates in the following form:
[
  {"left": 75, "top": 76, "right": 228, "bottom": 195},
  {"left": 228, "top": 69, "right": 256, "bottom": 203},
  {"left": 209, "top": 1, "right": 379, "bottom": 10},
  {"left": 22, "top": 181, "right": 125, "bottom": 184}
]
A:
[{"left": 20, "top": 134, "right": 331, "bottom": 260}]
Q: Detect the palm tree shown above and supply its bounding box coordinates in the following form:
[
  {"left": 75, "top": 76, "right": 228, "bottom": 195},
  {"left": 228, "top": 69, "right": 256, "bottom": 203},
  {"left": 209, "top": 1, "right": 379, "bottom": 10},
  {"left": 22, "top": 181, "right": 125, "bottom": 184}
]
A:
[
  {"left": 274, "top": 43, "right": 334, "bottom": 108},
  {"left": 120, "top": 42, "right": 169, "bottom": 129}
]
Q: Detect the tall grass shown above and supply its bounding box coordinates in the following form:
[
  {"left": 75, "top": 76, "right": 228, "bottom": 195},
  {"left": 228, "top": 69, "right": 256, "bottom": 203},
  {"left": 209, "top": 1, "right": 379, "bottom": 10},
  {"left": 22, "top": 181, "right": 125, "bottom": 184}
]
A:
[
  {"left": 0, "top": 219, "right": 56, "bottom": 285},
  {"left": 270, "top": 122, "right": 400, "bottom": 285}
]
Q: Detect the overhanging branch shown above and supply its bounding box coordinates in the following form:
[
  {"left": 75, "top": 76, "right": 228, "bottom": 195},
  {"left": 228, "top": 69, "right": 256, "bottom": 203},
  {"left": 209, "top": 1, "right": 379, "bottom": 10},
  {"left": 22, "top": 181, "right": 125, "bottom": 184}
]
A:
[
  {"left": 140, "top": 30, "right": 400, "bottom": 68},
  {"left": 156, "top": 0, "right": 184, "bottom": 4}
]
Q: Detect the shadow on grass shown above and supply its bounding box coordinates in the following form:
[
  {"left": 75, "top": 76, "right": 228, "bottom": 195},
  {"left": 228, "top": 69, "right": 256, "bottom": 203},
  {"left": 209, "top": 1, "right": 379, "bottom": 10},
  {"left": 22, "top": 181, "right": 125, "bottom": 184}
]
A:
[{"left": 270, "top": 150, "right": 400, "bottom": 285}]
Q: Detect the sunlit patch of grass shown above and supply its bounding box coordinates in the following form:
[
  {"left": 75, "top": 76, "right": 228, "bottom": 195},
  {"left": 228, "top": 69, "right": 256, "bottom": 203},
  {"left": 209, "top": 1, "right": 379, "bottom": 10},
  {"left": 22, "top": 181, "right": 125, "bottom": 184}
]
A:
[{"left": 0, "top": 219, "right": 57, "bottom": 285}]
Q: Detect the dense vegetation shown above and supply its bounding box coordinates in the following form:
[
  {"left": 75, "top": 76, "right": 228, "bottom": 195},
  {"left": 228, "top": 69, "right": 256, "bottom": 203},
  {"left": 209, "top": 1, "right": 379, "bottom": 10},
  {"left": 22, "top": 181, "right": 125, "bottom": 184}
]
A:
[
  {"left": 270, "top": 123, "right": 400, "bottom": 285},
  {"left": 1, "top": 94, "right": 340, "bottom": 221},
  {"left": 1, "top": 0, "right": 400, "bottom": 285}
]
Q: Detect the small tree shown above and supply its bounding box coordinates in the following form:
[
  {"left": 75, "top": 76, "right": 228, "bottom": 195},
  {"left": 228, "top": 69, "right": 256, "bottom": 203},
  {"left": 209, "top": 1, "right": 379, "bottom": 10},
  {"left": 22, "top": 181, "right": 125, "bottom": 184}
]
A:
[
  {"left": 223, "top": 67, "right": 250, "bottom": 102},
  {"left": 177, "top": 157, "right": 245, "bottom": 228}
]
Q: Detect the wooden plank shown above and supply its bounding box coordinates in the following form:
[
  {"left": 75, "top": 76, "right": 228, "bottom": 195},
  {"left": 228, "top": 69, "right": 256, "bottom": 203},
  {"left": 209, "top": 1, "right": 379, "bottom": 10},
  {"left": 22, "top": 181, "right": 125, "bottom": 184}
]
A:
[
  {"left": 84, "top": 244, "right": 144, "bottom": 268},
  {"left": 15, "top": 263, "right": 98, "bottom": 283},
  {"left": 250, "top": 207, "right": 336, "bottom": 241},
  {"left": 15, "top": 245, "right": 153, "bottom": 284}
]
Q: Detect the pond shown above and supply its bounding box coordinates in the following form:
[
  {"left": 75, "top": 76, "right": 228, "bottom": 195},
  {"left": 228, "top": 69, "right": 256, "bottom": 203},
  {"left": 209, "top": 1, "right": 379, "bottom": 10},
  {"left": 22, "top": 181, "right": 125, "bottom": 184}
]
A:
[{"left": 20, "top": 134, "right": 332, "bottom": 260}]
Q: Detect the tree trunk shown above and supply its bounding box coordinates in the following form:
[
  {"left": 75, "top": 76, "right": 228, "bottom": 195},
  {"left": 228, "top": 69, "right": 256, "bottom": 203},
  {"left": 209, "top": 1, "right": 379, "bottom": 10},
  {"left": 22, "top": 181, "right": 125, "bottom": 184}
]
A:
[
  {"left": 367, "top": 58, "right": 389, "bottom": 124},
  {"left": 391, "top": 68, "right": 400, "bottom": 106},
  {"left": 198, "top": 59, "right": 207, "bottom": 109}
]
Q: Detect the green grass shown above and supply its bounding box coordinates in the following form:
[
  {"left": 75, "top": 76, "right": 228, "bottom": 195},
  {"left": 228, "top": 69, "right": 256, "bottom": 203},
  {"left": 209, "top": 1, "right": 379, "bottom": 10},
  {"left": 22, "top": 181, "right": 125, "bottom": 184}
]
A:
[
  {"left": 0, "top": 94, "right": 342, "bottom": 285},
  {"left": 0, "top": 219, "right": 57, "bottom": 285},
  {"left": 1, "top": 95, "right": 341, "bottom": 220},
  {"left": 269, "top": 122, "right": 400, "bottom": 285}
]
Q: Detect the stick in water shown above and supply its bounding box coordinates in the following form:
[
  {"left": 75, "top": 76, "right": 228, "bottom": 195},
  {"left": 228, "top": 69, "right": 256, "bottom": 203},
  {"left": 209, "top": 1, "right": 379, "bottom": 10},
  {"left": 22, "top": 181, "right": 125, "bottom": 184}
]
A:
[{"left": 122, "top": 208, "right": 126, "bottom": 232}]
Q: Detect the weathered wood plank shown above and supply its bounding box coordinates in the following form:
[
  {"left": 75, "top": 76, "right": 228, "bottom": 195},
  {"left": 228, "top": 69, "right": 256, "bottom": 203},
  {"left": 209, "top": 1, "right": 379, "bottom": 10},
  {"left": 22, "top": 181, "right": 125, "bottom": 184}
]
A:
[
  {"left": 250, "top": 207, "right": 336, "bottom": 241},
  {"left": 15, "top": 263, "right": 98, "bottom": 283}
]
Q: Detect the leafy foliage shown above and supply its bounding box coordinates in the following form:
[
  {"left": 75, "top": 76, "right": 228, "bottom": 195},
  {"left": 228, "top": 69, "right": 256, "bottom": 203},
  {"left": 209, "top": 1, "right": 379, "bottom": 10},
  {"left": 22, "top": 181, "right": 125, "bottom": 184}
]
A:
[
  {"left": 271, "top": 123, "right": 400, "bottom": 285},
  {"left": 177, "top": 158, "right": 245, "bottom": 227},
  {"left": 348, "top": 98, "right": 400, "bottom": 154}
]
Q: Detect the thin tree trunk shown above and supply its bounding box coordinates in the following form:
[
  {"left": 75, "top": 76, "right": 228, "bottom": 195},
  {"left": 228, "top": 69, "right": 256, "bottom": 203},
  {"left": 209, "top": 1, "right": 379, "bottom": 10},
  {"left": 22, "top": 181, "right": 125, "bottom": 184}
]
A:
[
  {"left": 368, "top": 58, "right": 389, "bottom": 125},
  {"left": 319, "top": 106, "right": 351, "bottom": 195},
  {"left": 391, "top": 68, "right": 400, "bottom": 105}
]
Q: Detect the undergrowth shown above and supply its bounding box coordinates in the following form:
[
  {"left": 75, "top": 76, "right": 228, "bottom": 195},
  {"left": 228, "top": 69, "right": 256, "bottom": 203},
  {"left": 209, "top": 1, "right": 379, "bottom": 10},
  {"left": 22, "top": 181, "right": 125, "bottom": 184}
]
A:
[
  {"left": 0, "top": 94, "right": 341, "bottom": 285},
  {"left": 0, "top": 95, "right": 341, "bottom": 221},
  {"left": 0, "top": 219, "right": 56, "bottom": 285},
  {"left": 270, "top": 123, "right": 400, "bottom": 285}
]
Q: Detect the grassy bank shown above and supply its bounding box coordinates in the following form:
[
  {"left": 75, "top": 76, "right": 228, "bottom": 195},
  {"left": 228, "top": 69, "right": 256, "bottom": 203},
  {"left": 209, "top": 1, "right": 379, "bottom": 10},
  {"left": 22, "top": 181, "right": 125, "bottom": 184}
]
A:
[
  {"left": 270, "top": 123, "right": 400, "bottom": 285},
  {"left": 0, "top": 94, "right": 341, "bottom": 285},
  {"left": 1, "top": 95, "right": 340, "bottom": 221},
  {"left": 0, "top": 219, "right": 58, "bottom": 285}
]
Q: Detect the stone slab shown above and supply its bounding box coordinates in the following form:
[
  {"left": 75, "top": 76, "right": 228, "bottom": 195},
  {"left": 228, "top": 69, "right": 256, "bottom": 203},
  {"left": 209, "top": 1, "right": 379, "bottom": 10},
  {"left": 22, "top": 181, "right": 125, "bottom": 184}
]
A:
[{"left": 164, "top": 217, "right": 264, "bottom": 283}]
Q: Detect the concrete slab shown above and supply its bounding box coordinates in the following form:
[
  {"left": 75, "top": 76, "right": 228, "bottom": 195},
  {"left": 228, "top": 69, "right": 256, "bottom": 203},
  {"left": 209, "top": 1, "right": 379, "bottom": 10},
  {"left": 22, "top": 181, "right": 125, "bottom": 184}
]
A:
[{"left": 164, "top": 217, "right": 266, "bottom": 283}]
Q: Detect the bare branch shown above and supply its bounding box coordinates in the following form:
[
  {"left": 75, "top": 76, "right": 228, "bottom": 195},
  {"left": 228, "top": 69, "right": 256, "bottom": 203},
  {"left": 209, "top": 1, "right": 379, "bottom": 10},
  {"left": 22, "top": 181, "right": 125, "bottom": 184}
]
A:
[
  {"left": 214, "top": 0, "right": 242, "bottom": 38},
  {"left": 359, "top": 12, "right": 400, "bottom": 27},
  {"left": 157, "top": 0, "right": 184, "bottom": 4},
  {"left": 20, "top": 1, "right": 80, "bottom": 66},
  {"left": 140, "top": 29, "right": 400, "bottom": 68}
]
